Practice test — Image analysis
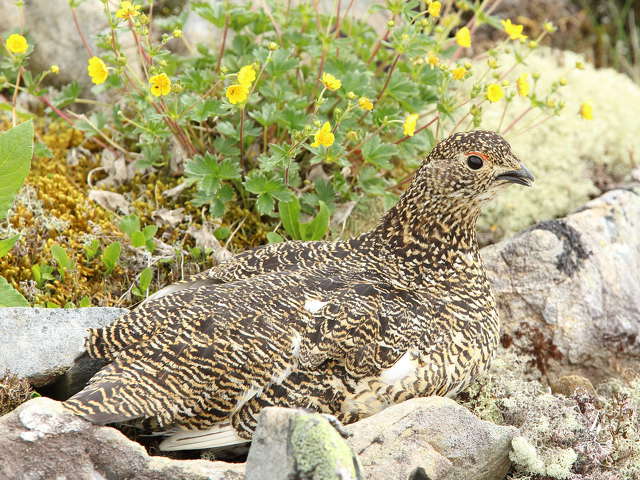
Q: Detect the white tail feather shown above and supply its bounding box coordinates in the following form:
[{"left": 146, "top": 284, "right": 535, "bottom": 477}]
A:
[{"left": 159, "top": 424, "right": 249, "bottom": 451}]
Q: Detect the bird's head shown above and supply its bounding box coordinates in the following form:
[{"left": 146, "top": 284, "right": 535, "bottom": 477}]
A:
[{"left": 418, "top": 130, "right": 533, "bottom": 202}]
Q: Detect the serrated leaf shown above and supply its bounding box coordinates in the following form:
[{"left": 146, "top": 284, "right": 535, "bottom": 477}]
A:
[
  {"left": 0, "top": 234, "right": 20, "bottom": 258},
  {"left": 0, "top": 276, "right": 29, "bottom": 307},
  {"left": 0, "top": 121, "right": 33, "bottom": 220},
  {"left": 255, "top": 193, "right": 275, "bottom": 215}
]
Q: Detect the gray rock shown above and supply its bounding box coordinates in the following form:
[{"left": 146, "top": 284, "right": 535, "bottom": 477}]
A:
[
  {"left": 482, "top": 187, "right": 640, "bottom": 378},
  {"left": 246, "top": 407, "right": 362, "bottom": 480},
  {"left": 0, "top": 397, "right": 244, "bottom": 480},
  {"left": 345, "top": 396, "right": 518, "bottom": 480},
  {"left": 0, "top": 307, "right": 127, "bottom": 386}
]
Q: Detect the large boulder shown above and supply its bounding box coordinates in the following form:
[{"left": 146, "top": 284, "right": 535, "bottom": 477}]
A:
[
  {"left": 0, "top": 397, "right": 244, "bottom": 480},
  {"left": 345, "top": 396, "right": 518, "bottom": 480},
  {"left": 482, "top": 187, "right": 640, "bottom": 379},
  {"left": 0, "top": 307, "right": 126, "bottom": 387}
]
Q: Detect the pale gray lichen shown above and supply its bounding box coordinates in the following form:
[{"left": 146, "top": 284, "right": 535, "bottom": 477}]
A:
[{"left": 459, "top": 350, "right": 640, "bottom": 480}]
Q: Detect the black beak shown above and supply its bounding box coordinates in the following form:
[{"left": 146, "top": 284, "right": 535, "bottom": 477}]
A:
[{"left": 495, "top": 166, "right": 534, "bottom": 186}]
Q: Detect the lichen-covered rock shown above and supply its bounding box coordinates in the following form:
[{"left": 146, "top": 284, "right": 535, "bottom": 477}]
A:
[
  {"left": 0, "top": 307, "right": 127, "bottom": 386},
  {"left": 482, "top": 187, "right": 640, "bottom": 378},
  {"left": 0, "top": 397, "right": 244, "bottom": 480},
  {"left": 245, "top": 407, "right": 362, "bottom": 480},
  {"left": 345, "top": 396, "right": 518, "bottom": 480}
]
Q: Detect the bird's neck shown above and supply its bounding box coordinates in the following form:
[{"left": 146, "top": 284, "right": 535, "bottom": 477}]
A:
[{"left": 367, "top": 187, "right": 481, "bottom": 263}]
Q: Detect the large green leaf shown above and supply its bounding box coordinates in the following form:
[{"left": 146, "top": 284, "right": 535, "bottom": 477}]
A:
[
  {"left": 0, "top": 234, "right": 20, "bottom": 258},
  {"left": 0, "top": 277, "right": 29, "bottom": 307},
  {"left": 0, "top": 121, "right": 34, "bottom": 220}
]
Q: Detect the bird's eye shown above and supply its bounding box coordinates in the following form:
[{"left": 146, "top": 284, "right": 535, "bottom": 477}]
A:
[{"left": 466, "top": 155, "right": 484, "bottom": 170}]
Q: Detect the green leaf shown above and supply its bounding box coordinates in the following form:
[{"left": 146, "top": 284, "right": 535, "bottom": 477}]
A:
[
  {"left": 0, "top": 120, "right": 34, "bottom": 220},
  {"left": 255, "top": 193, "right": 275, "bottom": 215},
  {"left": 101, "top": 241, "right": 121, "bottom": 274},
  {"left": 78, "top": 296, "right": 91, "bottom": 307},
  {"left": 133, "top": 267, "right": 153, "bottom": 297},
  {"left": 266, "top": 232, "right": 284, "bottom": 243},
  {"left": 0, "top": 276, "right": 29, "bottom": 307},
  {"left": 0, "top": 234, "right": 20, "bottom": 258},
  {"left": 361, "top": 135, "right": 397, "bottom": 170},
  {"left": 83, "top": 238, "right": 100, "bottom": 260},
  {"left": 34, "top": 142, "right": 53, "bottom": 159},
  {"left": 119, "top": 215, "right": 141, "bottom": 237},
  {"left": 301, "top": 201, "right": 330, "bottom": 241},
  {"left": 279, "top": 197, "right": 302, "bottom": 240},
  {"left": 50, "top": 244, "right": 73, "bottom": 279},
  {"left": 130, "top": 231, "right": 146, "bottom": 248}
]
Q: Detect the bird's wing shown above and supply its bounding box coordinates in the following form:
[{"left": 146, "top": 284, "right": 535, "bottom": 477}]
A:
[
  {"left": 297, "top": 280, "right": 423, "bottom": 377},
  {"left": 65, "top": 268, "right": 427, "bottom": 430},
  {"left": 87, "top": 239, "right": 354, "bottom": 360}
]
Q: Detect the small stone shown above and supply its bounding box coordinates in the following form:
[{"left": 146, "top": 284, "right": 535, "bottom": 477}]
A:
[{"left": 550, "top": 375, "right": 597, "bottom": 397}]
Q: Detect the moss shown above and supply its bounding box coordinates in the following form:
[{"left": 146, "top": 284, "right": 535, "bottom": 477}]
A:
[
  {"left": 290, "top": 414, "right": 361, "bottom": 480},
  {"left": 0, "top": 371, "right": 34, "bottom": 415}
]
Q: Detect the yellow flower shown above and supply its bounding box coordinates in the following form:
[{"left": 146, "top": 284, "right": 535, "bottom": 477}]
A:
[
  {"left": 427, "top": 1, "right": 441, "bottom": 17},
  {"left": 321, "top": 72, "right": 341, "bottom": 91},
  {"left": 311, "top": 122, "right": 335, "bottom": 148},
  {"left": 579, "top": 102, "right": 593, "bottom": 120},
  {"left": 455, "top": 27, "right": 471, "bottom": 48},
  {"left": 116, "top": 1, "right": 142, "bottom": 20},
  {"left": 172, "top": 29, "right": 182, "bottom": 38},
  {"left": 149, "top": 73, "right": 171, "bottom": 97},
  {"left": 486, "top": 83, "right": 504, "bottom": 103},
  {"left": 358, "top": 97, "right": 373, "bottom": 111},
  {"left": 5, "top": 34, "right": 28, "bottom": 54},
  {"left": 237, "top": 64, "right": 256, "bottom": 87},
  {"left": 87, "top": 56, "right": 108, "bottom": 85},
  {"left": 426, "top": 52, "right": 439, "bottom": 67},
  {"left": 403, "top": 113, "right": 419, "bottom": 137},
  {"left": 543, "top": 21, "right": 555, "bottom": 33},
  {"left": 226, "top": 84, "right": 249, "bottom": 104},
  {"left": 501, "top": 19, "right": 527, "bottom": 41},
  {"left": 50, "top": 65, "right": 60, "bottom": 74},
  {"left": 516, "top": 73, "right": 530, "bottom": 97},
  {"left": 451, "top": 66, "right": 467, "bottom": 80}
]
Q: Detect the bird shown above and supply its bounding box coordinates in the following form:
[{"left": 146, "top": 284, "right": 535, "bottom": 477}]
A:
[{"left": 64, "top": 130, "right": 534, "bottom": 451}]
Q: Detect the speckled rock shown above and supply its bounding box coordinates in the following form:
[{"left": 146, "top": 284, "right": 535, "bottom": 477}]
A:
[
  {"left": 245, "top": 407, "right": 362, "bottom": 480},
  {"left": 482, "top": 187, "right": 640, "bottom": 378},
  {"left": 345, "top": 396, "right": 518, "bottom": 480},
  {"left": 0, "top": 307, "right": 127, "bottom": 386},
  {"left": 0, "top": 396, "right": 244, "bottom": 480}
]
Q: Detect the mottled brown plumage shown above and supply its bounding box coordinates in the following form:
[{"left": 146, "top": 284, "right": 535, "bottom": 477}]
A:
[{"left": 64, "top": 130, "right": 533, "bottom": 450}]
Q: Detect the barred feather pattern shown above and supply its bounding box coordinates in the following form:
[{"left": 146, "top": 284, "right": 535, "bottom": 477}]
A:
[{"left": 65, "top": 131, "right": 528, "bottom": 443}]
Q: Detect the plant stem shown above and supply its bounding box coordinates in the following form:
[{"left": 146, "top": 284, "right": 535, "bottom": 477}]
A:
[
  {"left": 11, "top": 66, "right": 22, "bottom": 127},
  {"left": 239, "top": 109, "right": 246, "bottom": 173},
  {"left": 71, "top": 6, "right": 94, "bottom": 58},
  {"left": 216, "top": 15, "right": 230, "bottom": 74},
  {"left": 501, "top": 105, "right": 533, "bottom": 135}
]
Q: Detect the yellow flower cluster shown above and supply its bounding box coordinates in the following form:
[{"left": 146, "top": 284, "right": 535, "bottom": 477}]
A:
[
  {"left": 358, "top": 97, "right": 374, "bottom": 111},
  {"left": 403, "top": 114, "right": 419, "bottom": 136},
  {"left": 87, "top": 56, "right": 108, "bottom": 85},
  {"left": 579, "top": 102, "right": 593, "bottom": 120},
  {"left": 451, "top": 66, "right": 466, "bottom": 80},
  {"left": 116, "top": 1, "right": 142, "bottom": 20},
  {"left": 149, "top": 73, "right": 171, "bottom": 97},
  {"left": 486, "top": 83, "right": 504, "bottom": 103},
  {"left": 321, "top": 72, "right": 341, "bottom": 91},
  {"left": 427, "top": 1, "right": 441, "bottom": 18},
  {"left": 455, "top": 27, "right": 471, "bottom": 48},
  {"left": 311, "top": 122, "right": 334, "bottom": 147},
  {"left": 516, "top": 73, "right": 530, "bottom": 97},
  {"left": 5, "top": 33, "right": 28, "bottom": 54},
  {"left": 226, "top": 64, "right": 257, "bottom": 105},
  {"left": 501, "top": 19, "right": 527, "bottom": 41}
]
